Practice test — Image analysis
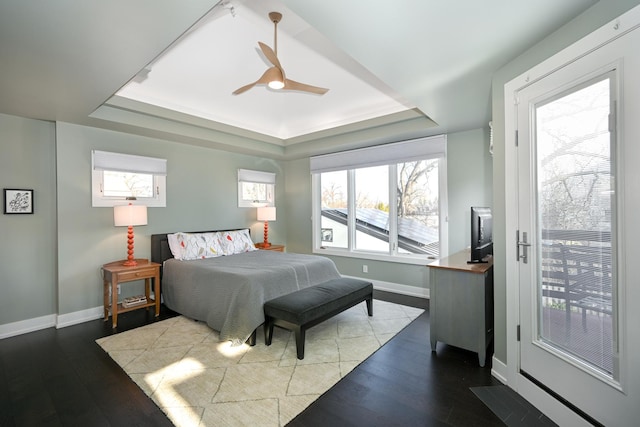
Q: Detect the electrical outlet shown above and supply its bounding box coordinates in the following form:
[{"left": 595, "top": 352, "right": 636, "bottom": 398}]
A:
[
  {"left": 362, "top": 265, "right": 368, "bottom": 273},
  {"left": 117, "top": 285, "right": 121, "bottom": 294}
]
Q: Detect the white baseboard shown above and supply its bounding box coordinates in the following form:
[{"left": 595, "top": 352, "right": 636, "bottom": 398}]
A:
[
  {"left": 0, "top": 314, "right": 56, "bottom": 339},
  {"left": 1, "top": 296, "right": 161, "bottom": 339},
  {"left": 491, "top": 355, "right": 508, "bottom": 384},
  {"left": 56, "top": 306, "right": 104, "bottom": 329},
  {"left": 342, "top": 275, "right": 430, "bottom": 299},
  {"left": 1, "top": 282, "right": 417, "bottom": 340}
]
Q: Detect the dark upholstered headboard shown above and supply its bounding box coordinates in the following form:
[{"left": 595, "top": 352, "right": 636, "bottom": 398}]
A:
[{"left": 151, "top": 229, "right": 250, "bottom": 274}]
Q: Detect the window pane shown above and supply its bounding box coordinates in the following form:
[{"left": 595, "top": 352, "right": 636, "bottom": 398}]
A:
[
  {"left": 536, "top": 77, "right": 615, "bottom": 376},
  {"left": 241, "top": 182, "right": 267, "bottom": 202},
  {"left": 103, "top": 171, "right": 153, "bottom": 198},
  {"left": 355, "top": 166, "right": 389, "bottom": 252},
  {"left": 320, "top": 170, "right": 348, "bottom": 249},
  {"left": 397, "top": 160, "right": 440, "bottom": 256}
]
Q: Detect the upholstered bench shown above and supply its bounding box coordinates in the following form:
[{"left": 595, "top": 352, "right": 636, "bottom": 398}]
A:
[{"left": 264, "top": 277, "right": 373, "bottom": 359}]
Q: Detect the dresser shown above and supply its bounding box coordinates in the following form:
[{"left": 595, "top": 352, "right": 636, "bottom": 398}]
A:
[{"left": 427, "top": 248, "right": 494, "bottom": 367}]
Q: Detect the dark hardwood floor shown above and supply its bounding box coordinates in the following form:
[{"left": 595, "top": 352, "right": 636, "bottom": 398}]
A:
[{"left": 0, "top": 292, "right": 506, "bottom": 426}]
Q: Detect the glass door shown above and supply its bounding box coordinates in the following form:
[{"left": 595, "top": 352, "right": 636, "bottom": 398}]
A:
[{"left": 514, "top": 21, "right": 640, "bottom": 425}]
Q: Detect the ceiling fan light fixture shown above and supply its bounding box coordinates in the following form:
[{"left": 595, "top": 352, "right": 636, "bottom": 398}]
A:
[{"left": 268, "top": 79, "right": 284, "bottom": 90}]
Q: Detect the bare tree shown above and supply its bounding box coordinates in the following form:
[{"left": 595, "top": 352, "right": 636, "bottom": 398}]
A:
[
  {"left": 397, "top": 160, "right": 436, "bottom": 217},
  {"left": 322, "top": 181, "right": 346, "bottom": 208}
]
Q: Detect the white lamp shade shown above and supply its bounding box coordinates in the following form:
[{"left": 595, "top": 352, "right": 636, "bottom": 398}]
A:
[
  {"left": 257, "top": 206, "right": 276, "bottom": 221},
  {"left": 114, "top": 204, "right": 147, "bottom": 226}
]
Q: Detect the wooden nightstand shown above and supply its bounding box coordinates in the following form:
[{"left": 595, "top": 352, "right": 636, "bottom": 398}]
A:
[
  {"left": 102, "top": 259, "right": 161, "bottom": 328},
  {"left": 256, "top": 244, "right": 285, "bottom": 252}
]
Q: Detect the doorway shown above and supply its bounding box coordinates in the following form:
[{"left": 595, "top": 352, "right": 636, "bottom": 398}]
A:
[{"left": 505, "top": 8, "right": 640, "bottom": 426}]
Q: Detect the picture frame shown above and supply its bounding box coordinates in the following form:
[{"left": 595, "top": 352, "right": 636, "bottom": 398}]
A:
[{"left": 4, "top": 189, "right": 34, "bottom": 214}]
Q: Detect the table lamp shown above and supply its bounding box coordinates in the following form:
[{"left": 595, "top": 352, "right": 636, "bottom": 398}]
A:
[
  {"left": 256, "top": 206, "right": 276, "bottom": 248},
  {"left": 114, "top": 202, "right": 147, "bottom": 266}
]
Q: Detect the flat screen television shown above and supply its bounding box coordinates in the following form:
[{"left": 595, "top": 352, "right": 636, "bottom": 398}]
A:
[{"left": 468, "top": 207, "right": 493, "bottom": 264}]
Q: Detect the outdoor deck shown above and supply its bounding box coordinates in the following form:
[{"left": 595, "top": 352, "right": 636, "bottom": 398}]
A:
[{"left": 540, "top": 306, "right": 613, "bottom": 374}]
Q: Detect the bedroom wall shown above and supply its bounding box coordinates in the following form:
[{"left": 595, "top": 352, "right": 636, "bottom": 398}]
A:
[
  {"left": 283, "top": 127, "right": 492, "bottom": 295},
  {"left": 0, "top": 113, "right": 57, "bottom": 327},
  {"left": 490, "top": 0, "right": 640, "bottom": 366},
  {"left": 55, "top": 122, "right": 286, "bottom": 318}
]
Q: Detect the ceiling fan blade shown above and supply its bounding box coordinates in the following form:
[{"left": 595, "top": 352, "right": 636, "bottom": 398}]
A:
[
  {"left": 283, "top": 79, "right": 329, "bottom": 95},
  {"left": 232, "top": 81, "right": 257, "bottom": 95},
  {"left": 258, "top": 42, "right": 285, "bottom": 77},
  {"left": 233, "top": 67, "right": 284, "bottom": 95}
]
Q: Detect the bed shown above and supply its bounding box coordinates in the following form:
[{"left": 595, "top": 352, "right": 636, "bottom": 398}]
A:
[{"left": 151, "top": 229, "right": 342, "bottom": 345}]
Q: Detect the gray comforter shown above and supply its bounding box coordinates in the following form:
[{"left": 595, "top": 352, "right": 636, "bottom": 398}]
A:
[{"left": 161, "top": 250, "right": 341, "bottom": 344}]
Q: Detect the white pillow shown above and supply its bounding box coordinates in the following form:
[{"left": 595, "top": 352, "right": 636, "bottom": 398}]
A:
[
  {"left": 220, "top": 229, "right": 257, "bottom": 255},
  {"left": 174, "top": 232, "right": 227, "bottom": 260},
  {"left": 167, "top": 233, "right": 185, "bottom": 260}
]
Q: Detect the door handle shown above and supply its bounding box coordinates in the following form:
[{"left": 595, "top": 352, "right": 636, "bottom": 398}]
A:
[{"left": 517, "top": 231, "right": 532, "bottom": 263}]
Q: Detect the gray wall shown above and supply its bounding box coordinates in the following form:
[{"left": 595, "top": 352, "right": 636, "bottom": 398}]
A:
[
  {"left": 447, "top": 128, "right": 493, "bottom": 253},
  {"left": 55, "top": 122, "right": 286, "bottom": 316},
  {"left": 0, "top": 113, "right": 57, "bottom": 325},
  {"left": 1, "top": 115, "right": 492, "bottom": 327},
  {"left": 490, "top": 0, "right": 640, "bottom": 364}
]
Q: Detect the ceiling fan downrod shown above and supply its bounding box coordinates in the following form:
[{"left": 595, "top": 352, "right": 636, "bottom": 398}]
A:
[{"left": 269, "top": 12, "right": 282, "bottom": 55}]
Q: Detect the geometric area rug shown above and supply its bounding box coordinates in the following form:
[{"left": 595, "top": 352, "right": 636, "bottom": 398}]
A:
[{"left": 97, "top": 300, "right": 423, "bottom": 426}]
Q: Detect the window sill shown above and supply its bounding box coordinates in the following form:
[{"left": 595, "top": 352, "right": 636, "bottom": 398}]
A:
[{"left": 313, "top": 247, "right": 436, "bottom": 266}]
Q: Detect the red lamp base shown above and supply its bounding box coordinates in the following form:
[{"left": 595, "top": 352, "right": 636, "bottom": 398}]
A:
[
  {"left": 260, "top": 220, "right": 271, "bottom": 247},
  {"left": 122, "top": 225, "right": 138, "bottom": 266}
]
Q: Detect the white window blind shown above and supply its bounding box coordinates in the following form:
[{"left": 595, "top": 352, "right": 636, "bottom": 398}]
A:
[
  {"left": 238, "top": 169, "right": 276, "bottom": 184},
  {"left": 93, "top": 150, "right": 167, "bottom": 175},
  {"left": 310, "top": 135, "right": 446, "bottom": 173}
]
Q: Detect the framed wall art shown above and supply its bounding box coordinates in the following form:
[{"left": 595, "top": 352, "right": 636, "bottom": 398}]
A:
[{"left": 4, "top": 189, "right": 34, "bottom": 214}]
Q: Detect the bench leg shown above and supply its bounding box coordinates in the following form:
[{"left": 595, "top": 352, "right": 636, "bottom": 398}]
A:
[
  {"left": 366, "top": 296, "right": 373, "bottom": 316},
  {"left": 265, "top": 318, "right": 274, "bottom": 346},
  {"left": 294, "top": 326, "right": 306, "bottom": 360}
]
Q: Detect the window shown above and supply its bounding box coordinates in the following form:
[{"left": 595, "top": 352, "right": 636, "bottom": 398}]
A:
[
  {"left": 311, "top": 135, "right": 447, "bottom": 264},
  {"left": 238, "top": 169, "right": 275, "bottom": 207},
  {"left": 92, "top": 150, "right": 167, "bottom": 207}
]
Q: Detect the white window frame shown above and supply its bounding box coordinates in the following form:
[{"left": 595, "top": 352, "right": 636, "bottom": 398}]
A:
[
  {"left": 238, "top": 169, "right": 275, "bottom": 207},
  {"left": 311, "top": 135, "right": 448, "bottom": 265},
  {"left": 91, "top": 150, "right": 167, "bottom": 207}
]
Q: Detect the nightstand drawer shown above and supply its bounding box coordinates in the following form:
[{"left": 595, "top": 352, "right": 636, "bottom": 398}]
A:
[
  {"left": 257, "top": 244, "right": 285, "bottom": 252},
  {"left": 117, "top": 268, "right": 157, "bottom": 282}
]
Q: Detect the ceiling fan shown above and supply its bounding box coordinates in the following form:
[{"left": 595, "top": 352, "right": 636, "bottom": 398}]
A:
[{"left": 232, "top": 11, "right": 329, "bottom": 95}]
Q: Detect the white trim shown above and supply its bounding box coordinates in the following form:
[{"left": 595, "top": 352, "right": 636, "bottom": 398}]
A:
[
  {"left": 0, "top": 306, "right": 107, "bottom": 339},
  {"left": 56, "top": 306, "right": 104, "bottom": 329},
  {"left": 315, "top": 247, "right": 437, "bottom": 266},
  {"left": 0, "top": 314, "right": 56, "bottom": 339},
  {"left": 341, "top": 274, "right": 430, "bottom": 299},
  {"left": 491, "top": 355, "right": 508, "bottom": 385}
]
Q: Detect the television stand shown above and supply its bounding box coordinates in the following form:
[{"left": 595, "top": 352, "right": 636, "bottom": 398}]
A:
[
  {"left": 467, "top": 259, "right": 489, "bottom": 264},
  {"left": 428, "top": 248, "right": 494, "bottom": 367}
]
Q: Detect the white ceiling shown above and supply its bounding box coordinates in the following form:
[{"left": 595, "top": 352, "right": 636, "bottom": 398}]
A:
[
  {"left": 0, "top": 0, "right": 597, "bottom": 157},
  {"left": 115, "top": 0, "right": 416, "bottom": 140}
]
